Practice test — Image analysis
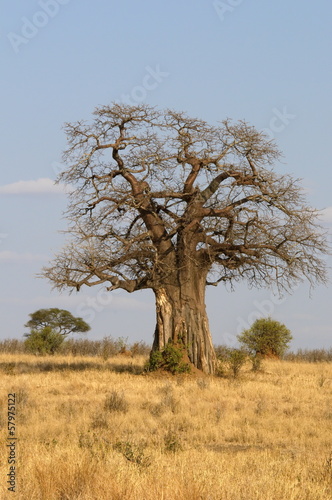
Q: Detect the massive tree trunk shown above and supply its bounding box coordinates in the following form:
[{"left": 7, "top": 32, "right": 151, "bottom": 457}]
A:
[{"left": 152, "top": 266, "right": 217, "bottom": 374}]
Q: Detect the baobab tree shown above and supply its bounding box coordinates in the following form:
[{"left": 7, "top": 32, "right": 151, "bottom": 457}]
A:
[{"left": 43, "top": 104, "right": 329, "bottom": 374}]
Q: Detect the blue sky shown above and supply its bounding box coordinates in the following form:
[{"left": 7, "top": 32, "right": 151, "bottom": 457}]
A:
[{"left": 1, "top": 0, "right": 331, "bottom": 350}]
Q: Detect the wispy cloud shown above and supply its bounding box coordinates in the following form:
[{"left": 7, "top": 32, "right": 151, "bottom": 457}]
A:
[
  {"left": 0, "top": 251, "right": 48, "bottom": 263},
  {"left": 0, "top": 178, "right": 70, "bottom": 195}
]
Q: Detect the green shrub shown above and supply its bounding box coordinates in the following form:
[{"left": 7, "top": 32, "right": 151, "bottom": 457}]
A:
[
  {"left": 146, "top": 350, "right": 164, "bottom": 371},
  {"left": 24, "top": 327, "right": 64, "bottom": 355},
  {"left": 162, "top": 342, "right": 188, "bottom": 373},
  {"left": 229, "top": 348, "right": 247, "bottom": 377},
  {"left": 144, "top": 340, "right": 191, "bottom": 374},
  {"left": 228, "top": 348, "right": 247, "bottom": 378},
  {"left": 250, "top": 353, "right": 263, "bottom": 372},
  {"left": 237, "top": 317, "right": 292, "bottom": 358},
  {"left": 216, "top": 347, "right": 247, "bottom": 378}
]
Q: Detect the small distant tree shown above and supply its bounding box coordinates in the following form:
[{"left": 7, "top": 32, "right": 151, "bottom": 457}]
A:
[
  {"left": 238, "top": 317, "right": 292, "bottom": 358},
  {"left": 24, "top": 326, "right": 64, "bottom": 355},
  {"left": 25, "top": 308, "right": 91, "bottom": 336},
  {"left": 24, "top": 308, "right": 90, "bottom": 355}
]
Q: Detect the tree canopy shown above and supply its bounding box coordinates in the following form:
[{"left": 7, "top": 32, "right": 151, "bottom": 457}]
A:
[
  {"left": 237, "top": 317, "right": 292, "bottom": 358},
  {"left": 25, "top": 308, "right": 91, "bottom": 336}
]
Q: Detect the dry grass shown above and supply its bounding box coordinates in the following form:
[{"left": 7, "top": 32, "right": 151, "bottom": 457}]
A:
[{"left": 1, "top": 353, "right": 332, "bottom": 499}]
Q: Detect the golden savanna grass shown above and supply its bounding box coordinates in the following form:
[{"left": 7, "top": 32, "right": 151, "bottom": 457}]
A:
[{"left": 1, "top": 353, "right": 332, "bottom": 499}]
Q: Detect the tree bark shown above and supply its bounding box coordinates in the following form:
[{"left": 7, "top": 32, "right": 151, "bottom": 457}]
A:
[{"left": 152, "top": 269, "right": 217, "bottom": 374}]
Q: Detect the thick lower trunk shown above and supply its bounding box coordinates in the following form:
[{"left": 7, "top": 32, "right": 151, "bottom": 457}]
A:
[{"left": 152, "top": 282, "right": 217, "bottom": 374}]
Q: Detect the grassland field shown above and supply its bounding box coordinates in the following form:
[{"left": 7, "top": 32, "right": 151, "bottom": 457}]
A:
[{"left": 0, "top": 353, "right": 332, "bottom": 500}]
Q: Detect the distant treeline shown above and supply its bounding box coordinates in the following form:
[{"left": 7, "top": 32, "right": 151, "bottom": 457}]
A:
[
  {"left": 283, "top": 348, "right": 332, "bottom": 363},
  {"left": 0, "top": 337, "right": 151, "bottom": 357},
  {"left": 213, "top": 345, "right": 332, "bottom": 363},
  {"left": 1, "top": 338, "right": 332, "bottom": 362}
]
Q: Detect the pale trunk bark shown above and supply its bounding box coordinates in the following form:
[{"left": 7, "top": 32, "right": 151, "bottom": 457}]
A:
[{"left": 152, "top": 270, "right": 217, "bottom": 374}]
